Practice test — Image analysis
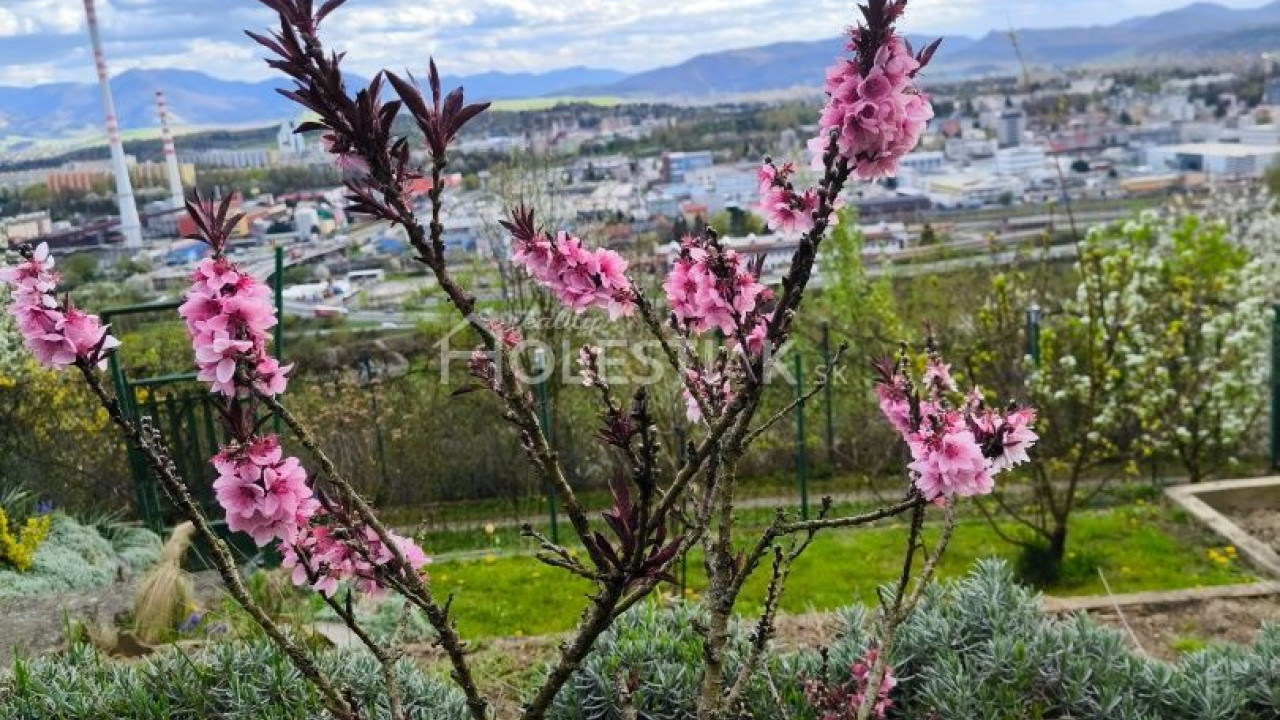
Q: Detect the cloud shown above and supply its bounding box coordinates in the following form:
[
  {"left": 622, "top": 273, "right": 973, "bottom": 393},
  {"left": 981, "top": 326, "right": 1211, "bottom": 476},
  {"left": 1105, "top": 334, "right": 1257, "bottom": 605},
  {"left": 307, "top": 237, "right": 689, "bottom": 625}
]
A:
[{"left": 0, "top": 0, "right": 1272, "bottom": 86}]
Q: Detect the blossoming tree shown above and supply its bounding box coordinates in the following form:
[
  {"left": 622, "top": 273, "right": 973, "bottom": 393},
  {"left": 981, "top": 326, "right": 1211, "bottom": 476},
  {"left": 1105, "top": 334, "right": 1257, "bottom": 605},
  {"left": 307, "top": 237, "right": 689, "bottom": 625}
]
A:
[{"left": 0, "top": 2, "right": 1038, "bottom": 719}]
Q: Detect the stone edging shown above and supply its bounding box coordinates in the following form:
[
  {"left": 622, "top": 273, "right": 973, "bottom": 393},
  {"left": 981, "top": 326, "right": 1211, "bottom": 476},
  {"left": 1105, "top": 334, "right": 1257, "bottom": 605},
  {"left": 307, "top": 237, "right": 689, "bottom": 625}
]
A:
[
  {"left": 1042, "top": 580, "right": 1280, "bottom": 613},
  {"left": 1164, "top": 476, "right": 1280, "bottom": 580}
]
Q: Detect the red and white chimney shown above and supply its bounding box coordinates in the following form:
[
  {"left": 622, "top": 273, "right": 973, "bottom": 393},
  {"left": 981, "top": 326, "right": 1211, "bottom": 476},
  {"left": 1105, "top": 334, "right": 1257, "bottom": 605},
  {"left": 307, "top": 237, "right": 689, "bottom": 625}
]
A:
[
  {"left": 83, "top": 0, "right": 142, "bottom": 247},
  {"left": 154, "top": 90, "right": 184, "bottom": 209}
]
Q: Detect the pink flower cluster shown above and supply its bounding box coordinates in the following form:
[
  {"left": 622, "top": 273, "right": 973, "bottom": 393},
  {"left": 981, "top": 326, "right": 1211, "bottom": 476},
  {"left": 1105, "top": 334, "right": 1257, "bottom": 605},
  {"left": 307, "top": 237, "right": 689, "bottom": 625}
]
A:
[
  {"left": 179, "top": 257, "right": 291, "bottom": 397},
  {"left": 876, "top": 355, "right": 1038, "bottom": 501},
  {"left": 212, "top": 432, "right": 430, "bottom": 597},
  {"left": 0, "top": 243, "right": 118, "bottom": 370},
  {"left": 282, "top": 517, "right": 429, "bottom": 597},
  {"left": 758, "top": 162, "right": 819, "bottom": 236},
  {"left": 509, "top": 228, "right": 634, "bottom": 319},
  {"left": 213, "top": 434, "right": 317, "bottom": 546},
  {"left": 207, "top": 416, "right": 432, "bottom": 597},
  {"left": 811, "top": 34, "right": 934, "bottom": 180},
  {"left": 907, "top": 411, "right": 995, "bottom": 499},
  {"left": 663, "top": 236, "right": 771, "bottom": 342},
  {"left": 803, "top": 648, "right": 897, "bottom": 720},
  {"left": 683, "top": 367, "right": 733, "bottom": 424}
]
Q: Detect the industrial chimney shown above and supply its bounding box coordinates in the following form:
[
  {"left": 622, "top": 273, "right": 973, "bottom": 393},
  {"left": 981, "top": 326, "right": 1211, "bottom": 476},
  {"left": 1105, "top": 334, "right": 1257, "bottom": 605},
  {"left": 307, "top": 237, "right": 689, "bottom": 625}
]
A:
[
  {"left": 154, "top": 90, "right": 184, "bottom": 209},
  {"left": 82, "top": 0, "right": 143, "bottom": 248}
]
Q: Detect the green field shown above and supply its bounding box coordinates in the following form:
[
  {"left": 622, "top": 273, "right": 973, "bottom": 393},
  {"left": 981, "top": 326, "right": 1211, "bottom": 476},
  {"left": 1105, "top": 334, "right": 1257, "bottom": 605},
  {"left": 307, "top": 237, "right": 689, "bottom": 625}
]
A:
[
  {"left": 425, "top": 502, "right": 1252, "bottom": 638},
  {"left": 489, "top": 96, "right": 623, "bottom": 112}
]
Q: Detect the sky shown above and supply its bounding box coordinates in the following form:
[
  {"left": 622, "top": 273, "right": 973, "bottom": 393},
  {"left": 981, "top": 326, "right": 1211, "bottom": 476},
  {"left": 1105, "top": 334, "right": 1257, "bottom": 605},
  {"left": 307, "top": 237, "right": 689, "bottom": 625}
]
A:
[{"left": 0, "top": 0, "right": 1273, "bottom": 87}]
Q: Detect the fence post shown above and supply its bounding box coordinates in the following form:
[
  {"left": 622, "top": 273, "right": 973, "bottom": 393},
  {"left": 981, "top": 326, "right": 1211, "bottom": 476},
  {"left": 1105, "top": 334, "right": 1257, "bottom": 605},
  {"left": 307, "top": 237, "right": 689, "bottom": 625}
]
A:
[
  {"left": 1026, "top": 303, "right": 1043, "bottom": 366},
  {"left": 795, "top": 352, "right": 809, "bottom": 520},
  {"left": 533, "top": 349, "right": 559, "bottom": 544},
  {"left": 273, "top": 245, "right": 284, "bottom": 358},
  {"left": 822, "top": 323, "right": 835, "bottom": 468},
  {"left": 360, "top": 357, "right": 390, "bottom": 491},
  {"left": 1272, "top": 304, "right": 1279, "bottom": 470}
]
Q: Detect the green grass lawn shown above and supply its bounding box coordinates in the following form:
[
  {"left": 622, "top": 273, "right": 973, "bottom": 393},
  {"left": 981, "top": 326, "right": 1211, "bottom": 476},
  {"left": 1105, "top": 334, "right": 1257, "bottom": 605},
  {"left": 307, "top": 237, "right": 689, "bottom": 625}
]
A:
[{"left": 426, "top": 502, "right": 1252, "bottom": 639}]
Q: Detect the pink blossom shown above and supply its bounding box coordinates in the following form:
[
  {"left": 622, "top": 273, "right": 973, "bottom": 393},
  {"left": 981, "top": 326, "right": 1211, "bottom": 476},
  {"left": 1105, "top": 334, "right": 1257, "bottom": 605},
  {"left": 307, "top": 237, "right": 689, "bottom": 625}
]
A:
[
  {"left": 875, "top": 350, "right": 1038, "bottom": 500},
  {"left": 758, "top": 162, "right": 819, "bottom": 236},
  {"left": 181, "top": 255, "right": 288, "bottom": 398},
  {"left": 804, "top": 647, "right": 896, "bottom": 720},
  {"left": 663, "top": 236, "right": 770, "bottom": 344},
  {"left": 211, "top": 434, "right": 314, "bottom": 546},
  {"left": 321, "top": 132, "right": 370, "bottom": 174},
  {"left": 0, "top": 243, "right": 118, "bottom": 370},
  {"left": 923, "top": 358, "right": 956, "bottom": 393},
  {"left": 875, "top": 377, "right": 913, "bottom": 440},
  {"left": 683, "top": 368, "right": 733, "bottom": 424},
  {"left": 253, "top": 357, "right": 293, "bottom": 397},
  {"left": 506, "top": 220, "right": 635, "bottom": 319},
  {"left": 990, "top": 407, "right": 1039, "bottom": 472},
  {"left": 811, "top": 30, "right": 933, "bottom": 179},
  {"left": 281, "top": 510, "right": 430, "bottom": 598}
]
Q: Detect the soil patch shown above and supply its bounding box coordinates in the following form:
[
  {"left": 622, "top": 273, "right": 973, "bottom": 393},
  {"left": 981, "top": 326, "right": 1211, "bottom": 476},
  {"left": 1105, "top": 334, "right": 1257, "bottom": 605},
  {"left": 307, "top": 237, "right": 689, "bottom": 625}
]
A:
[
  {"left": 1087, "top": 594, "right": 1280, "bottom": 661},
  {"left": 1232, "top": 508, "right": 1280, "bottom": 550}
]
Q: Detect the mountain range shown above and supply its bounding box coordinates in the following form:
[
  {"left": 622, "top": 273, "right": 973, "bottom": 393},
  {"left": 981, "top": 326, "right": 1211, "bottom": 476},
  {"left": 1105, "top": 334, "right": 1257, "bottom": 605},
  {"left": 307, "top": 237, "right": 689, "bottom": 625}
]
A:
[{"left": 3, "top": 1, "right": 1280, "bottom": 140}]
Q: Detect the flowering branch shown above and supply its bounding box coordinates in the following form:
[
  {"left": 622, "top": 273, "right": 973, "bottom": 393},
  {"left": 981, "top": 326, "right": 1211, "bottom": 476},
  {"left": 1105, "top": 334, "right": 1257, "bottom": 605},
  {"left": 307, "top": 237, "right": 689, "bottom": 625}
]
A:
[{"left": 77, "top": 365, "right": 359, "bottom": 720}]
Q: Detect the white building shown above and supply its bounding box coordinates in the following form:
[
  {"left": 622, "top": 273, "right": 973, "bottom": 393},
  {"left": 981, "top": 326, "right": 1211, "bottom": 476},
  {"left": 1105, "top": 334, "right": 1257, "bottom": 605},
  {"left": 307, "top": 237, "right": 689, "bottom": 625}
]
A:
[
  {"left": 898, "top": 151, "right": 947, "bottom": 175},
  {"left": 921, "top": 172, "right": 1023, "bottom": 209},
  {"left": 995, "top": 146, "right": 1048, "bottom": 176},
  {"left": 996, "top": 109, "right": 1027, "bottom": 148},
  {"left": 0, "top": 211, "right": 52, "bottom": 245},
  {"left": 944, "top": 137, "right": 997, "bottom": 161},
  {"left": 1143, "top": 143, "right": 1280, "bottom": 178},
  {"left": 182, "top": 148, "right": 279, "bottom": 169},
  {"left": 1235, "top": 124, "right": 1280, "bottom": 145}
]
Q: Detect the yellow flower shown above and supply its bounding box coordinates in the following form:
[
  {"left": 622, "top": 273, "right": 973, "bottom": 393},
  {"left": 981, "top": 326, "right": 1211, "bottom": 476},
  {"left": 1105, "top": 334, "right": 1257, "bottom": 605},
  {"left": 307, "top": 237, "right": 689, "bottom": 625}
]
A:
[
  {"left": 0, "top": 509, "right": 51, "bottom": 573},
  {"left": 484, "top": 553, "right": 496, "bottom": 564},
  {"left": 483, "top": 523, "right": 496, "bottom": 535},
  {"left": 1224, "top": 546, "right": 1237, "bottom": 557}
]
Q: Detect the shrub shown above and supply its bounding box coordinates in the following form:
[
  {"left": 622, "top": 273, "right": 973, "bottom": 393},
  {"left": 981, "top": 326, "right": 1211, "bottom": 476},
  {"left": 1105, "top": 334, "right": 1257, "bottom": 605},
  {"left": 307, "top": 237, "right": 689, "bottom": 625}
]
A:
[
  {"left": 0, "top": 508, "right": 51, "bottom": 572},
  {"left": 551, "top": 560, "right": 1280, "bottom": 720},
  {"left": 0, "top": 514, "right": 160, "bottom": 599},
  {"left": 0, "top": 639, "right": 467, "bottom": 720},
  {"left": 548, "top": 599, "right": 811, "bottom": 720}
]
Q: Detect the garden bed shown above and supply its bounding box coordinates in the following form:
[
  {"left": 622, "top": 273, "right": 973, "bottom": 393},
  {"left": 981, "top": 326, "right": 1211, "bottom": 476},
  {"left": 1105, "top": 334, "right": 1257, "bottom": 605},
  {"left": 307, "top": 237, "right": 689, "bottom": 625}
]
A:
[
  {"left": 1089, "top": 594, "right": 1280, "bottom": 661},
  {"left": 1234, "top": 508, "right": 1280, "bottom": 550},
  {"left": 1166, "top": 476, "right": 1280, "bottom": 579}
]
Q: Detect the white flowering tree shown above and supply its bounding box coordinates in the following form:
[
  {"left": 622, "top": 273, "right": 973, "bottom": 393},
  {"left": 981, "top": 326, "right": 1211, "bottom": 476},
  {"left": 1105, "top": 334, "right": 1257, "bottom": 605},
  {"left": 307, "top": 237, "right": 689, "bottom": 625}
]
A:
[
  {"left": 970, "top": 222, "right": 1141, "bottom": 581},
  {"left": 1123, "top": 214, "right": 1272, "bottom": 482},
  {"left": 973, "top": 210, "right": 1273, "bottom": 581}
]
